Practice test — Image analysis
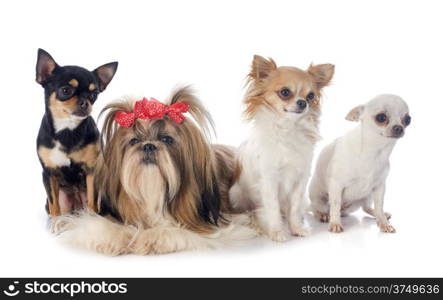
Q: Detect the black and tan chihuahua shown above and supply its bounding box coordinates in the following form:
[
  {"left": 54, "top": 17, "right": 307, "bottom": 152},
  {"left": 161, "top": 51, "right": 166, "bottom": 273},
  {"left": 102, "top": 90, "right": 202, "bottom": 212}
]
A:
[{"left": 36, "top": 49, "right": 117, "bottom": 217}]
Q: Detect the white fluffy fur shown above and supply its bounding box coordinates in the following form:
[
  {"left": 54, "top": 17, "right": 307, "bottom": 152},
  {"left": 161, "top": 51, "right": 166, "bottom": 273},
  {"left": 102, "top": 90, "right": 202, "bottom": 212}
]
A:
[
  {"left": 51, "top": 212, "right": 256, "bottom": 256},
  {"left": 53, "top": 115, "right": 87, "bottom": 132},
  {"left": 309, "top": 94, "right": 410, "bottom": 233},
  {"left": 230, "top": 108, "right": 317, "bottom": 242},
  {"left": 47, "top": 142, "right": 71, "bottom": 167}
]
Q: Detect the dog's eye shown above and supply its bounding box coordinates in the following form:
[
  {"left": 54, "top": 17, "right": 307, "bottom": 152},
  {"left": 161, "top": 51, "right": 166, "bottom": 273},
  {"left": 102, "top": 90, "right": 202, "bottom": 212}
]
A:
[
  {"left": 403, "top": 114, "right": 411, "bottom": 126},
  {"left": 278, "top": 88, "right": 292, "bottom": 100},
  {"left": 375, "top": 113, "right": 388, "bottom": 123},
  {"left": 59, "top": 86, "right": 74, "bottom": 98},
  {"left": 306, "top": 92, "right": 315, "bottom": 102},
  {"left": 159, "top": 135, "right": 174, "bottom": 145},
  {"left": 129, "top": 138, "right": 140, "bottom": 145}
]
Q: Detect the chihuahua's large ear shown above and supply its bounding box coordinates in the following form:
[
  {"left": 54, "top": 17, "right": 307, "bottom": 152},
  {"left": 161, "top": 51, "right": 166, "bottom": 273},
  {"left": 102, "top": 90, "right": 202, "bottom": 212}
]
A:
[
  {"left": 345, "top": 105, "right": 364, "bottom": 121},
  {"left": 308, "top": 63, "right": 335, "bottom": 89},
  {"left": 93, "top": 62, "right": 118, "bottom": 92},
  {"left": 250, "top": 55, "right": 277, "bottom": 80},
  {"left": 36, "top": 49, "right": 59, "bottom": 84}
]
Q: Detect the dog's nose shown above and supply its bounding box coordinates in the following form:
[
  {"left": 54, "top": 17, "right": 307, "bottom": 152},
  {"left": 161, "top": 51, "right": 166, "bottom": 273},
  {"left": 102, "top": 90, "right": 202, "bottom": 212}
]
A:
[
  {"left": 392, "top": 125, "right": 404, "bottom": 136},
  {"left": 78, "top": 99, "right": 89, "bottom": 110},
  {"left": 143, "top": 143, "right": 157, "bottom": 152},
  {"left": 296, "top": 99, "right": 307, "bottom": 109}
]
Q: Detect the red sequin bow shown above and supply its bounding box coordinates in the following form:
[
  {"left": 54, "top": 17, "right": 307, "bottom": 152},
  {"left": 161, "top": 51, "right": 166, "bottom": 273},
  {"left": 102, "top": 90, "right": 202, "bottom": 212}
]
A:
[{"left": 114, "top": 97, "right": 190, "bottom": 128}]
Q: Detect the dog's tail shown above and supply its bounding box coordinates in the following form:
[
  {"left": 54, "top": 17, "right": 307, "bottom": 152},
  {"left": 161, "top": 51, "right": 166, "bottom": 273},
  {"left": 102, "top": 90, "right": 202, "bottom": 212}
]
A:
[{"left": 51, "top": 212, "right": 256, "bottom": 256}]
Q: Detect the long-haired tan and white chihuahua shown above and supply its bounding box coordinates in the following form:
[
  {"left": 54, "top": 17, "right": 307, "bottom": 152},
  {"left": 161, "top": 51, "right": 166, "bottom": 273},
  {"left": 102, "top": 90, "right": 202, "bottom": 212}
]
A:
[
  {"left": 229, "top": 55, "right": 334, "bottom": 241},
  {"left": 309, "top": 94, "right": 411, "bottom": 233},
  {"left": 52, "top": 87, "right": 254, "bottom": 255}
]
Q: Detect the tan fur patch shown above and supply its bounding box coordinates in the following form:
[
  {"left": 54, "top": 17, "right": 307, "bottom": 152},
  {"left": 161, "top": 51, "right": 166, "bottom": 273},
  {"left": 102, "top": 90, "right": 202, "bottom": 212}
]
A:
[
  {"left": 116, "top": 190, "right": 143, "bottom": 226},
  {"left": 69, "top": 143, "right": 99, "bottom": 169},
  {"left": 232, "top": 159, "right": 242, "bottom": 187},
  {"left": 38, "top": 143, "right": 71, "bottom": 168},
  {"left": 38, "top": 146, "right": 56, "bottom": 169},
  {"left": 244, "top": 96, "right": 275, "bottom": 120},
  {"left": 307, "top": 63, "right": 335, "bottom": 89},
  {"left": 89, "top": 83, "right": 96, "bottom": 91},
  {"left": 250, "top": 55, "right": 277, "bottom": 79},
  {"left": 212, "top": 144, "right": 237, "bottom": 213},
  {"left": 69, "top": 79, "right": 79, "bottom": 87},
  {"left": 49, "top": 92, "right": 78, "bottom": 118},
  {"left": 86, "top": 174, "right": 97, "bottom": 212},
  {"left": 49, "top": 176, "right": 60, "bottom": 217}
]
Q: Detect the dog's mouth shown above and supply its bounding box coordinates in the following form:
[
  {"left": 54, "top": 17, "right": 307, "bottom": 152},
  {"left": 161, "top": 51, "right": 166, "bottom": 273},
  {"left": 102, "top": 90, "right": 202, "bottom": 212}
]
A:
[
  {"left": 142, "top": 153, "right": 157, "bottom": 165},
  {"left": 73, "top": 110, "right": 90, "bottom": 118},
  {"left": 283, "top": 108, "right": 305, "bottom": 114},
  {"left": 381, "top": 133, "right": 404, "bottom": 139}
]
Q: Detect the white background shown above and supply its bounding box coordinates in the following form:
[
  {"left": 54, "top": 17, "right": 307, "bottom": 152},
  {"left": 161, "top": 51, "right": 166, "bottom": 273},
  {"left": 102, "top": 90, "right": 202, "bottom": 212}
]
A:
[{"left": 0, "top": 0, "right": 442, "bottom": 277}]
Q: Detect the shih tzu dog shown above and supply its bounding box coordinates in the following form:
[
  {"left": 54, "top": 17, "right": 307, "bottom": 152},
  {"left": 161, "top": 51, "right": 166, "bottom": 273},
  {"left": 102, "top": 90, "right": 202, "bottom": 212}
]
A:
[
  {"left": 309, "top": 94, "right": 411, "bottom": 233},
  {"left": 229, "top": 55, "right": 335, "bottom": 242},
  {"left": 52, "top": 86, "right": 255, "bottom": 255}
]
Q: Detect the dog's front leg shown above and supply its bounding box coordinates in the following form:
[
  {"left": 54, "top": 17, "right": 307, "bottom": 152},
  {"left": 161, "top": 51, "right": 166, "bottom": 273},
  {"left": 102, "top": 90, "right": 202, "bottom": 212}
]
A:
[
  {"left": 328, "top": 181, "right": 344, "bottom": 233},
  {"left": 289, "top": 177, "right": 311, "bottom": 236},
  {"left": 48, "top": 175, "right": 61, "bottom": 217},
  {"left": 257, "top": 178, "right": 287, "bottom": 242},
  {"left": 372, "top": 184, "right": 395, "bottom": 233},
  {"left": 86, "top": 173, "right": 97, "bottom": 212}
]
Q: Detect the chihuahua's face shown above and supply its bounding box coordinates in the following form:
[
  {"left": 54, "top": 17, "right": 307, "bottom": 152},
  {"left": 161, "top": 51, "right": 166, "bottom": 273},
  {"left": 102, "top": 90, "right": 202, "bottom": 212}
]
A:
[
  {"left": 244, "top": 55, "right": 334, "bottom": 120},
  {"left": 346, "top": 94, "right": 411, "bottom": 139},
  {"left": 36, "top": 49, "right": 118, "bottom": 127},
  {"left": 45, "top": 67, "right": 101, "bottom": 118}
]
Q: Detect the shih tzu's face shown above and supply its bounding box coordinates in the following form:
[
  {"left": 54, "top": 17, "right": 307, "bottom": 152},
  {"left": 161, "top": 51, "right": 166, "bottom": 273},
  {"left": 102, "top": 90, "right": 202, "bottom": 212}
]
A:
[
  {"left": 96, "top": 89, "right": 224, "bottom": 234},
  {"left": 117, "top": 118, "right": 195, "bottom": 203},
  {"left": 123, "top": 119, "right": 177, "bottom": 166},
  {"left": 116, "top": 119, "right": 211, "bottom": 206}
]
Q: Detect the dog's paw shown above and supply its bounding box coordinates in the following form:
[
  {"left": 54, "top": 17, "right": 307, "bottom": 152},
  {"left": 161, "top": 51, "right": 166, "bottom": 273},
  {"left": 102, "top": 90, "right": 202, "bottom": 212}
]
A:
[
  {"left": 328, "top": 222, "right": 344, "bottom": 233},
  {"left": 316, "top": 211, "right": 330, "bottom": 223},
  {"left": 290, "top": 225, "right": 311, "bottom": 237},
  {"left": 266, "top": 230, "right": 288, "bottom": 242},
  {"left": 378, "top": 222, "right": 396, "bottom": 233}
]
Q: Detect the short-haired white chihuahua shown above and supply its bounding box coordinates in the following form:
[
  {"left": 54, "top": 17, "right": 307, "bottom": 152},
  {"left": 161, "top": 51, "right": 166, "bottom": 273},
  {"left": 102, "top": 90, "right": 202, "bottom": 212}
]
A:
[{"left": 309, "top": 94, "right": 411, "bottom": 233}]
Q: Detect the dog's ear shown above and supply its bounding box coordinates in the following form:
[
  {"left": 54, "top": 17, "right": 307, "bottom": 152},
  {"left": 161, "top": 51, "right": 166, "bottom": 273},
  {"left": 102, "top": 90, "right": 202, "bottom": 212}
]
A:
[
  {"left": 308, "top": 63, "right": 335, "bottom": 89},
  {"left": 166, "top": 135, "right": 222, "bottom": 234},
  {"left": 345, "top": 105, "right": 364, "bottom": 121},
  {"left": 198, "top": 174, "right": 222, "bottom": 226},
  {"left": 168, "top": 85, "right": 215, "bottom": 139},
  {"left": 95, "top": 99, "right": 134, "bottom": 207},
  {"left": 250, "top": 55, "right": 277, "bottom": 80},
  {"left": 36, "top": 49, "right": 59, "bottom": 84},
  {"left": 93, "top": 62, "right": 118, "bottom": 92}
]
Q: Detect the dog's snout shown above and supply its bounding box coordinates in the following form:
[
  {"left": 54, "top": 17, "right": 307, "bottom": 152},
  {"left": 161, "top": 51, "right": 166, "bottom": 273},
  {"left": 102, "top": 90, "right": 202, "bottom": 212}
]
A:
[
  {"left": 143, "top": 143, "right": 157, "bottom": 152},
  {"left": 78, "top": 99, "right": 89, "bottom": 110},
  {"left": 392, "top": 125, "right": 404, "bottom": 136},
  {"left": 296, "top": 99, "right": 307, "bottom": 109}
]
